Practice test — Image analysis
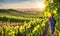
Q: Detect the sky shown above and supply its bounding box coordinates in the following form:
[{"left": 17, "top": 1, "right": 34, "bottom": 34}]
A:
[{"left": 0, "top": 0, "right": 45, "bottom": 9}]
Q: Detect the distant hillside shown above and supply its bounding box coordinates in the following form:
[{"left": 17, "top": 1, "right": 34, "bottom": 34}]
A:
[{"left": 0, "top": 9, "right": 44, "bottom": 18}]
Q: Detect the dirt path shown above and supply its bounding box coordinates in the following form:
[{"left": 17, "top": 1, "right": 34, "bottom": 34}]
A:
[{"left": 0, "top": 22, "right": 24, "bottom": 26}]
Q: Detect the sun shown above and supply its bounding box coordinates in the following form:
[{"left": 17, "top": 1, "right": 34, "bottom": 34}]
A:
[{"left": 38, "top": 3, "right": 45, "bottom": 9}]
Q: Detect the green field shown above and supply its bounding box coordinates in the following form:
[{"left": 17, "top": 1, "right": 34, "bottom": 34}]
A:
[{"left": 0, "top": 9, "right": 43, "bottom": 18}]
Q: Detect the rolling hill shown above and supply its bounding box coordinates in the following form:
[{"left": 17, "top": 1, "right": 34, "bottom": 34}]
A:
[{"left": 0, "top": 9, "right": 44, "bottom": 18}]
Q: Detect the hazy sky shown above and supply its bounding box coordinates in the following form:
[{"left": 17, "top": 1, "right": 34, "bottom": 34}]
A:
[{"left": 0, "top": 0, "right": 45, "bottom": 9}]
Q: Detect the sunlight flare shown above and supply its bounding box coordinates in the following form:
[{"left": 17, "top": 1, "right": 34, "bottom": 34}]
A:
[{"left": 38, "top": 3, "right": 45, "bottom": 9}]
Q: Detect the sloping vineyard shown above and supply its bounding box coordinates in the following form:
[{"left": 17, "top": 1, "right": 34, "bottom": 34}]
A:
[
  {"left": 0, "top": 17, "right": 47, "bottom": 36},
  {"left": 0, "top": 16, "right": 60, "bottom": 36}
]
